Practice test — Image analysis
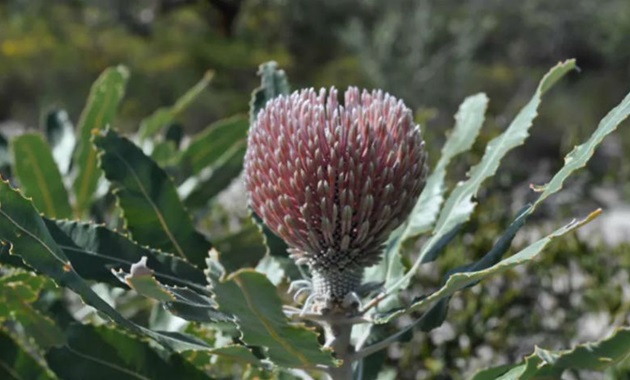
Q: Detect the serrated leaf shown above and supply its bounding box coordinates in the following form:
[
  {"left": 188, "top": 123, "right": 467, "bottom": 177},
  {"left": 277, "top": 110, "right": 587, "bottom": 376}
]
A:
[
  {"left": 12, "top": 134, "right": 72, "bottom": 219},
  {"left": 365, "top": 95, "right": 488, "bottom": 318},
  {"left": 0, "top": 180, "right": 252, "bottom": 358},
  {"left": 181, "top": 116, "right": 249, "bottom": 176},
  {"left": 212, "top": 269, "right": 336, "bottom": 368},
  {"left": 0, "top": 272, "right": 65, "bottom": 349},
  {"left": 0, "top": 329, "right": 56, "bottom": 380},
  {"left": 45, "top": 109, "right": 76, "bottom": 176},
  {"left": 472, "top": 328, "right": 630, "bottom": 380},
  {"left": 43, "top": 218, "right": 206, "bottom": 289},
  {"left": 73, "top": 66, "right": 129, "bottom": 216},
  {"left": 385, "top": 59, "right": 576, "bottom": 296},
  {"left": 533, "top": 89, "right": 630, "bottom": 206},
  {"left": 45, "top": 324, "right": 210, "bottom": 380},
  {"left": 93, "top": 129, "right": 212, "bottom": 267},
  {"left": 404, "top": 93, "right": 488, "bottom": 239},
  {"left": 138, "top": 71, "right": 214, "bottom": 141},
  {"left": 375, "top": 208, "right": 600, "bottom": 323},
  {"left": 249, "top": 61, "right": 290, "bottom": 124},
  {"left": 183, "top": 140, "right": 246, "bottom": 208},
  {"left": 112, "top": 257, "right": 233, "bottom": 324}
]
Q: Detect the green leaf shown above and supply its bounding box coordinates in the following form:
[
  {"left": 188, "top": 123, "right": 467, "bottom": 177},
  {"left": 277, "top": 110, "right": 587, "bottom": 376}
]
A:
[
  {"left": 11, "top": 134, "right": 72, "bottom": 219},
  {"left": 43, "top": 218, "right": 206, "bottom": 289},
  {"left": 138, "top": 71, "right": 214, "bottom": 141},
  {"left": 249, "top": 61, "right": 290, "bottom": 124},
  {"left": 375, "top": 208, "right": 600, "bottom": 323},
  {"left": 111, "top": 257, "right": 233, "bottom": 324},
  {"left": 45, "top": 109, "right": 76, "bottom": 175},
  {"left": 93, "top": 129, "right": 212, "bottom": 267},
  {"left": 212, "top": 269, "right": 337, "bottom": 368},
  {"left": 532, "top": 89, "right": 630, "bottom": 206},
  {"left": 45, "top": 324, "right": 210, "bottom": 380},
  {"left": 181, "top": 116, "right": 249, "bottom": 176},
  {"left": 182, "top": 345, "right": 264, "bottom": 371},
  {"left": 403, "top": 93, "right": 488, "bottom": 239},
  {"left": 0, "top": 329, "right": 56, "bottom": 380},
  {"left": 0, "top": 272, "right": 65, "bottom": 349},
  {"left": 183, "top": 140, "right": 246, "bottom": 208},
  {"left": 386, "top": 59, "right": 576, "bottom": 296},
  {"left": 471, "top": 328, "right": 630, "bottom": 380},
  {"left": 151, "top": 140, "right": 180, "bottom": 168},
  {"left": 214, "top": 216, "right": 267, "bottom": 273},
  {"left": 365, "top": 95, "right": 489, "bottom": 317},
  {"left": 0, "top": 181, "right": 258, "bottom": 360},
  {"left": 73, "top": 66, "right": 129, "bottom": 216}
]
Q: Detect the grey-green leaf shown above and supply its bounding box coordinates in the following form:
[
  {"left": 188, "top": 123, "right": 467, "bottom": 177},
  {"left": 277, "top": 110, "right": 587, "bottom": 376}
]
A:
[
  {"left": 403, "top": 93, "right": 488, "bottom": 239},
  {"left": 386, "top": 59, "right": 576, "bottom": 295},
  {"left": 249, "top": 61, "right": 290, "bottom": 124},
  {"left": 375, "top": 208, "right": 600, "bottom": 324},
  {"left": 471, "top": 328, "right": 630, "bottom": 380}
]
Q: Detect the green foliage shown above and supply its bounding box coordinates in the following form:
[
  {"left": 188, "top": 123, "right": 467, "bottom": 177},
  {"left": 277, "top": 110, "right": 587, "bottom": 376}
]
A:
[
  {"left": 472, "top": 328, "right": 630, "bottom": 379},
  {"left": 0, "top": 59, "right": 629, "bottom": 379},
  {"left": 0, "top": 329, "right": 56, "bottom": 380},
  {"left": 138, "top": 71, "right": 214, "bottom": 141},
  {"left": 72, "top": 66, "right": 129, "bottom": 216},
  {"left": 11, "top": 133, "right": 72, "bottom": 219}
]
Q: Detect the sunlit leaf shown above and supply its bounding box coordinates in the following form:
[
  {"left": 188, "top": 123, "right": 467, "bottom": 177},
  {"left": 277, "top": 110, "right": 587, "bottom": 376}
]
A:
[
  {"left": 73, "top": 66, "right": 129, "bottom": 216},
  {"left": 138, "top": 71, "right": 214, "bottom": 140},
  {"left": 472, "top": 328, "right": 630, "bottom": 380},
  {"left": 12, "top": 134, "right": 72, "bottom": 219}
]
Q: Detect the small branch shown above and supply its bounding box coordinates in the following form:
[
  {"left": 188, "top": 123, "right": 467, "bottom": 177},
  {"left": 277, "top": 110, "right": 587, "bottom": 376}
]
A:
[
  {"left": 349, "top": 314, "right": 421, "bottom": 361},
  {"left": 359, "top": 292, "right": 386, "bottom": 314}
]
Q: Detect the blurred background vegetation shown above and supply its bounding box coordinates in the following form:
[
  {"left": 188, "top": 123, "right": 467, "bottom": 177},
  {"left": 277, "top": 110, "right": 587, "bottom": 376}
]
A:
[{"left": 1, "top": 0, "right": 630, "bottom": 378}]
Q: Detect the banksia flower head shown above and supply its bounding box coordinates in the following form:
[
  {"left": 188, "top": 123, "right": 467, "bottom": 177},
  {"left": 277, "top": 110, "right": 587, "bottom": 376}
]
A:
[{"left": 245, "top": 87, "right": 428, "bottom": 312}]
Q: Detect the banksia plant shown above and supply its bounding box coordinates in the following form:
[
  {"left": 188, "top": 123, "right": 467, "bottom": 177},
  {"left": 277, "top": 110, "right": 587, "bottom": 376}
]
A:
[
  {"left": 2, "top": 61, "right": 630, "bottom": 380},
  {"left": 245, "top": 87, "right": 429, "bottom": 314}
]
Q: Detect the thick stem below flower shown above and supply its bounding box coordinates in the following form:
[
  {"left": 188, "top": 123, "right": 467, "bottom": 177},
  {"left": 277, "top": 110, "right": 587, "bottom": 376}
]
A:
[{"left": 324, "top": 321, "right": 353, "bottom": 380}]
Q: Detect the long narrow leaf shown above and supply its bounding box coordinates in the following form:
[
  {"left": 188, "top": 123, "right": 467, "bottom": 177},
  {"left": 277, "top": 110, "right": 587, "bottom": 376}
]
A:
[
  {"left": 138, "top": 71, "right": 214, "bottom": 141},
  {"left": 72, "top": 66, "right": 129, "bottom": 216},
  {"left": 181, "top": 116, "right": 249, "bottom": 176},
  {"left": 44, "top": 219, "right": 206, "bottom": 289},
  {"left": 46, "top": 324, "right": 210, "bottom": 380},
  {"left": 0, "top": 273, "right": 65, "bottom": 349},
  {"left": 0, "top": 180, "right": 256, "bottom": 360},
  {"left": 375, "top": 208, "right": 600, "bottom": 323},
  {"left": 385, "top": 59, "right": 576, "bottom": 296},
  {"left": 12, "top": 134, "right": 72, "bottom": 219},
  {"left": 93, "top": 129, "right": 212, "bottom": 267},
  {"left": 404, "top": 93, "right": 489, "bottom": 239},
  {"left": 0, "top": 330, "right": 56, "bottom": 380},
  {"left": 472, "top": 328, "right": 630, "bottom": 380}
]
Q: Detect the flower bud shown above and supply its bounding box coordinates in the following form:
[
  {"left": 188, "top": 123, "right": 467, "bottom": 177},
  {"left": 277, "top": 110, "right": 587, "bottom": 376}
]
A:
[{"left": 245, "top": 87, "right": 428, "bottom": 309}]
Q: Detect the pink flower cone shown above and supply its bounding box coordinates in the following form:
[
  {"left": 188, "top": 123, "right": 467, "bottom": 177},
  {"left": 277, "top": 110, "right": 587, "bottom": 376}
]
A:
[{"left": 245, "top": 87, "right": 428, "bottom": 309}]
